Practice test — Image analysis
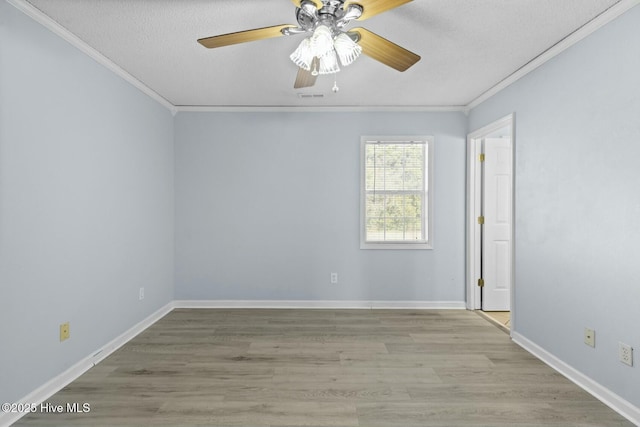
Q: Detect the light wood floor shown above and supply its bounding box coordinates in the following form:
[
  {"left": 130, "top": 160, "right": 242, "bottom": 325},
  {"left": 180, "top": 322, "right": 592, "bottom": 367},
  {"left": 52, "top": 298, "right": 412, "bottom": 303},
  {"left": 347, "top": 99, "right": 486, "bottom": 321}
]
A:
[
  {"left": 482, "top": 311, "right": 511, "bottom": 330},
  {"left": 15, "top": 309, "right": 633, "bottom": 426}
]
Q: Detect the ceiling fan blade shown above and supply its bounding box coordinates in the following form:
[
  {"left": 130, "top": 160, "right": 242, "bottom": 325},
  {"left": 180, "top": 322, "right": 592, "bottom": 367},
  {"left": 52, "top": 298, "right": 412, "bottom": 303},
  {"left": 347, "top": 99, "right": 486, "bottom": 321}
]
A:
[
  {"left": 294, "top": 58, "right": 319, "bottom": 89},
  {"left": 198, "top": 25, "right": 295, "bottom": 49},
  {"left": 344, "top": 0, "right": 412, "bottom": 20},
  {"left": 294, "top": 69, "right": 318, "bottom": 89},
  {"left": 291, "top": 0, "right": 323, "bottom": 9},
  {"left": 349, "top": 27, "right": 420, "bottom": 71}
]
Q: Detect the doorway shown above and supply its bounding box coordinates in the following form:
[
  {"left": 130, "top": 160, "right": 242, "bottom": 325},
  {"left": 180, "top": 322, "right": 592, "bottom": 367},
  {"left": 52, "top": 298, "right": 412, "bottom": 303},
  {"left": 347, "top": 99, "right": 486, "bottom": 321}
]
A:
[{"left": 466, "top": 114, "right": 515, "bottom": 332}]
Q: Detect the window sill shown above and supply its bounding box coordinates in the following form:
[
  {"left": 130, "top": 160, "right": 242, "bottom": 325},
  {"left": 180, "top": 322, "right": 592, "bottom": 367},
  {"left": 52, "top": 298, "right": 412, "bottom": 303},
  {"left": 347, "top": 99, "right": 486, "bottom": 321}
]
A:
[{"left": 360, "top": 242, "right": 433, "bottom": 250}]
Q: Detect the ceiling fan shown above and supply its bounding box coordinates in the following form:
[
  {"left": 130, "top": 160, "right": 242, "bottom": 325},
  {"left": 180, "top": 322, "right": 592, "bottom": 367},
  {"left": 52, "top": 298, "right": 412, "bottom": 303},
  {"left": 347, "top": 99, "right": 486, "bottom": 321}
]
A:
[{"left": 197, "top": 0, "right": 421, "bottom": 89}]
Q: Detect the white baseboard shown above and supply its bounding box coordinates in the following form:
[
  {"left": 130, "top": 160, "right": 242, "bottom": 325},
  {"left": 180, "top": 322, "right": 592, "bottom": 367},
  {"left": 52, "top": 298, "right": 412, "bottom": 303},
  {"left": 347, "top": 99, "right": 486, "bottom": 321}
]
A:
[
  {"left": 88, "top": 302, "right": 175, "bottom": 365},
  {"left": 0, "top": 302, "right": 175, "bottom": 427},
  {"left": 512, "top": 332, "right": 640, "bottom": 426},
  {"left": 173, "top": 300, "right": 466, "bottom": 309}
]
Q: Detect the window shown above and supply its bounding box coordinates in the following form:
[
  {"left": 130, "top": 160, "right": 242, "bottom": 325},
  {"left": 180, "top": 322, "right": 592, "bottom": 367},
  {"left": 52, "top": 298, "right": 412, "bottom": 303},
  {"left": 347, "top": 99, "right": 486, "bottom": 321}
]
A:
[{"left": 360, "top": 136, "right": 433, "bottom": 249}]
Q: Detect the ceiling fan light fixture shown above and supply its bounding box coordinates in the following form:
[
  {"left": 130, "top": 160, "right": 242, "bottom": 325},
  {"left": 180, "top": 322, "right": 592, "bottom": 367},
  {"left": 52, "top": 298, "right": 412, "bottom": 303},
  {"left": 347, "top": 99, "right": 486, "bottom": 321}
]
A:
[
  {"left": 334, "top": 32, "right": 362, "bottom": 66},
  {"left": 290, "top": 37, "right": 314, "bottom": 70},
  {"left": 199, "top": 0, "right": 420, "bottom": 90}
]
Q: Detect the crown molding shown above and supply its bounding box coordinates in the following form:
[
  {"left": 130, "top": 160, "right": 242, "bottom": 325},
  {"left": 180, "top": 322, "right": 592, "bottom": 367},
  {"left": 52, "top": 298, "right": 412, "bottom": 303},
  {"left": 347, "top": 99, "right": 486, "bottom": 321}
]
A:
[
  {"left": 174, "top": 105, "right": 467, "bottom": 113},
  {"left": 7, "top": 0, "right": 178, "bottom": 115},
  {"left": 466, "top": 0, "right": 640, "bottom": 110}
]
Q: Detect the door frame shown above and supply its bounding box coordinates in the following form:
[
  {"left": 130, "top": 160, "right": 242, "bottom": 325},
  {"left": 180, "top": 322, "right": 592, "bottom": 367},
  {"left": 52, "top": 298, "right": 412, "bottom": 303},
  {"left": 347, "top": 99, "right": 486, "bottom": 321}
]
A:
[{"left": 466, "top": 113, "right": 516, "bottom": 330}]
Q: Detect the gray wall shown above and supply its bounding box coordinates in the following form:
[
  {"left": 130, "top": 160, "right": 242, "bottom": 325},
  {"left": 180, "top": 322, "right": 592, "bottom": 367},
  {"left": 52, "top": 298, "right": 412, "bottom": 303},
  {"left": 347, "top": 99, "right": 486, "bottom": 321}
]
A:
[
  {"left": 174, "top": 112, "right": 467, "bottom": 302},
  {"left": 0, "top": 2, "right": 175, "bottom": 404},
  {"left": 469, "top": 5, "right": 640, "bottom": 407}
]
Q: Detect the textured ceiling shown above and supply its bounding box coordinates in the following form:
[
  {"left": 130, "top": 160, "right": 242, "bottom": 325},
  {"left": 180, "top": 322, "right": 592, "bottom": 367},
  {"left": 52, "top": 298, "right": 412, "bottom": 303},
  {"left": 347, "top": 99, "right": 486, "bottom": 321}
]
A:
[{"left": 25, "top": 0, "right": 620, "bottom": 108}]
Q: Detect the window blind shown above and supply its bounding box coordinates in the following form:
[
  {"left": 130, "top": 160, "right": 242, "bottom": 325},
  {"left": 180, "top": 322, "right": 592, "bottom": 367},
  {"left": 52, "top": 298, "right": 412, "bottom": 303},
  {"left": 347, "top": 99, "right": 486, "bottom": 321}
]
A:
[{"left": 363, "top": 139, "right": 428, "bottom": 243}]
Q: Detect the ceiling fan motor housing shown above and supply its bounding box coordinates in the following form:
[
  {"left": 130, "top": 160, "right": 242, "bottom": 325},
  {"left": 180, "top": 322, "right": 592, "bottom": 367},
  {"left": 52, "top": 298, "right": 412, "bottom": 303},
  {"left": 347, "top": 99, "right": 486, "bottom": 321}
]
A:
[
  {"left": 317, "top": 0, "right": 347, "bottom": 18},
  {"left": 294, "top": 0, "right": 362, "bottom": 34}
]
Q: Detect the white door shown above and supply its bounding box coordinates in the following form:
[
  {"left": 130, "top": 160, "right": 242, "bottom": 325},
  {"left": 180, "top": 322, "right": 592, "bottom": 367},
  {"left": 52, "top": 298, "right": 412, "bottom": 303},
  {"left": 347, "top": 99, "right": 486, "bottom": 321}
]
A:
[{"left": 481, "top": 137, "right": 512, "bottom": 311}]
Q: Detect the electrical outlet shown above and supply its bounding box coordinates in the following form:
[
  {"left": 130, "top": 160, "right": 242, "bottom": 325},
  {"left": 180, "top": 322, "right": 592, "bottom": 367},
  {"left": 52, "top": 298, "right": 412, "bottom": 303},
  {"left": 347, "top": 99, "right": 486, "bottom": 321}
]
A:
[
  {"left": 139, "top": 287, "right": 145, "bottom": 300},
  {"left": 59, "top": 322, "right": 70, "bottom": 342},
  {"left": 584, "top": 328, "right": 595, "bottom": 347},
  {"left": 619, "top": 342, "right": 633, "bottom": 367},
  {"left": 330, "top": 273, "right": 338, "bottom": 284}
]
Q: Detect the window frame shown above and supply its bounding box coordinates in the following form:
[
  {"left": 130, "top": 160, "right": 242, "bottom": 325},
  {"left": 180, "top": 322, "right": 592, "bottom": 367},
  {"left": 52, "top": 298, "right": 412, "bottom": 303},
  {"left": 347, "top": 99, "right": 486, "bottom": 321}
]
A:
[{"left": 360, "top": 135, "right": 434, "bottom": 250}]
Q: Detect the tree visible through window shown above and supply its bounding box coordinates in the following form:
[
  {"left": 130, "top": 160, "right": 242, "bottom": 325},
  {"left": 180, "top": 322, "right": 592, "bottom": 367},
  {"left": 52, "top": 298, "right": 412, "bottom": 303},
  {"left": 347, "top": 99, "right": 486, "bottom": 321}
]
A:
[{"left": 361, "top": 137, "right": 432, "bottom": 249}]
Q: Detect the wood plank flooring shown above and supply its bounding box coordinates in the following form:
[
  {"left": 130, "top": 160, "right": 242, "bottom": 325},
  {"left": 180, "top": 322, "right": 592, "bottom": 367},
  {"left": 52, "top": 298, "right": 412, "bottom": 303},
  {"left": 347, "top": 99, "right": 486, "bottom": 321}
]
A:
[{"left": 15, "top": 309, "right": 634, "bottom": 426}]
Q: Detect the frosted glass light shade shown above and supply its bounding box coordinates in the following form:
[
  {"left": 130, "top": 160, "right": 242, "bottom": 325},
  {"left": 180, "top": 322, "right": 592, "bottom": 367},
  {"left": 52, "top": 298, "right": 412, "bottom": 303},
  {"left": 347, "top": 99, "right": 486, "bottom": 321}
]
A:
[
  {"left": 334, "top": 33, "right": 362, "bottom": 66},
  {"left": 290, "top": 27, "right": 360, "bottom": 74},
  {"left": 318, "top": 49, "right": 340, "bottom": 75},
  {"left": 290, "top": 38, "right": 314, "bottom": 70},
  {"left": 310, "top": 25, "right": 334, "bottom": 58}
]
